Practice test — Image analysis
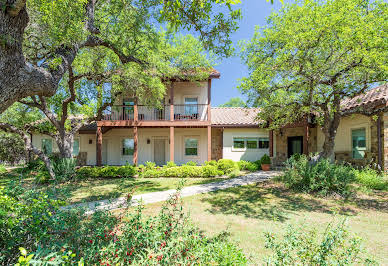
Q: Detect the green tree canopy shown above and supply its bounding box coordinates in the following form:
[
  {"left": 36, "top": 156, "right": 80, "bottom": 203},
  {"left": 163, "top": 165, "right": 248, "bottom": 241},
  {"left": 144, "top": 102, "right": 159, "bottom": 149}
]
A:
[
  {"left": 219, "top": 97, "right": 246, "bottom": 107},
  {"left": 239, "top": 0, "right": 388, "bottom": 158},
  {"left": 0, "top": 0, "right": 242, "bottom": 113}
]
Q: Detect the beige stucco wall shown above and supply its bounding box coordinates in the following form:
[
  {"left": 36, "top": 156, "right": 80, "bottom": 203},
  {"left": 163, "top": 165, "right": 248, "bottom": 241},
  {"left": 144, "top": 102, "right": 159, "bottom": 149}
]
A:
[
  {"left": 223, "top": 128, "right": 269, "bottom": 162},
  {"left": 316, "top": 114, "right": 372, "bottom": 155}
]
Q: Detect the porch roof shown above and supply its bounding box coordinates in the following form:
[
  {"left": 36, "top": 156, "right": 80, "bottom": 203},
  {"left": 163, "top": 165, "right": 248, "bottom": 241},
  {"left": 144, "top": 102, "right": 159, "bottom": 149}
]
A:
[{"left": 211, "top": 107, "right": 263, "bottom": 127}]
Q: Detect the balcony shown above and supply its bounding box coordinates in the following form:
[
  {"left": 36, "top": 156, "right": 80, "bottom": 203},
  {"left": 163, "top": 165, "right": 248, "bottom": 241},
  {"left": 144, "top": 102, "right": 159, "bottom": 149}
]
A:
[{"left": 102, "top": 104, "right": 209, "bottom": 122}]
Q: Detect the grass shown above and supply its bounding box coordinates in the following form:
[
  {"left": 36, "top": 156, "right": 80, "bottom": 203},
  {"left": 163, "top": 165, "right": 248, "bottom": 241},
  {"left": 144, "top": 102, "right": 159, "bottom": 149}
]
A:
[
  {"left": 0, "top": 169, "right": 233, "bottom": 204},
  {"left": 140, "top": 179, "right": 388, "bottom": 265}
]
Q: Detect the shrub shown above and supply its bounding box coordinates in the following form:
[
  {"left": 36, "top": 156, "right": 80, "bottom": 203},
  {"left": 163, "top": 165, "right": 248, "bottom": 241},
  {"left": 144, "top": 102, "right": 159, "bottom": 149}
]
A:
[
  {"left": 76, "top": 165, "right": 136, "bottom": 179},
  {"left": 354, "top": 167, "right": 388, "bottom": 191},
  {"left": 202, "top": 165, "right": 223, "bottom": 177},
  {"left": 204, "top": 160, "right": 217, "bottom": 166},
  {"left": 165, "top": 161, "right": 177, "bottom": 168},
  {"left": 141, "top": 165, "right": 223, "bottom": 178},
  {"left": 0, "top": 164, "right": 6, "bottom": 174},
  {"left": 4, "top": 185, "right": 247, "bottom": 265},
  {"left": 52, "top": 158, "right": 77, "bottom": 181},
  {"left": 281, "top": 155, "right": 355, "bottom": 196},
  {"left": 145, "top": 161, "right": 156, "bottom": 170},
  {"left": 237, "top": 160, "right": 259, "bottom": 172},
  {"left": 265, "top": 220, "right": 375, "bottom": 265},
  {"left": 260, "top": 154, "right": 271, "bottom": 165},
  {"left": 217, "top": 159, "right": 238, "bottom": 174},
  {"left": 185, "top": 161, "right": 198, "bottom": 166}
]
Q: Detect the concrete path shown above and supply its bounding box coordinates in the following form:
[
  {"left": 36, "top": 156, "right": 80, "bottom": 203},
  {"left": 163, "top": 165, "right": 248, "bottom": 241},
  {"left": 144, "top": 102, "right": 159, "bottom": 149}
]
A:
[{"left": 62, "top": 171, "right": 281, "bottom": 214}]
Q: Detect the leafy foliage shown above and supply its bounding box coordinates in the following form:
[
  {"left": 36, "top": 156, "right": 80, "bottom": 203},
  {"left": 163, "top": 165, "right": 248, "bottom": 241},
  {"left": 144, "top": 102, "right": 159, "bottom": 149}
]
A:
[
  {"left": 76, "top": 165, "right": 136, "bottom": 179},
  {"left": 237, "top": 160, "right": 260, "bottom": 171},
  {"left": 260, "top": 154, "right": 271, "bottom": 165},
  {"left": 0, "top": 132, "right": 25, "bottom": 165},
  {"left": 52, "top": 158, "right": 77, "bottom": 181},
  {"left": 1, "top": 182, "right": 246, "bottom": 265},
  {"left": 239, "top": 0, "right": 388, "bottom": 157},
  {"left": 265, "top": 220, "right": 375, "bottom": 265},
  {"left": 354, "top": 168, "right": 388, "bottom": 191},
  {"left": 281, "top": 155, "right": 355, "bottom": 196},
  {"left": 219, "top": 97, "right": 246, "bottom": 107}
]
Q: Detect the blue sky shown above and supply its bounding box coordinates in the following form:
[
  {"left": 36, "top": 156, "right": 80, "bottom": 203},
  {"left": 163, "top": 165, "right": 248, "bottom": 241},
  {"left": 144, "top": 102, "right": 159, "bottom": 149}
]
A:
[{"left": 211, "top": 0, "right": 286, "bottom": 106}]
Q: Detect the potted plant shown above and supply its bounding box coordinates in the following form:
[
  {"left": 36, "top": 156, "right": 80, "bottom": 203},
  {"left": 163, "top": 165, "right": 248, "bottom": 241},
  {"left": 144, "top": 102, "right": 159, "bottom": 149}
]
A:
[{"left": 260, "top": 154, "right": 271, "bottom": 171}]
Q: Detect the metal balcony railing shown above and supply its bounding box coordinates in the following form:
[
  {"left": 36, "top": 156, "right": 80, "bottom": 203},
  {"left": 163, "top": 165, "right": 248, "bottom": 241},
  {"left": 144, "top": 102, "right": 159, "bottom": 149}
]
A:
[{"left": 102, "top": 104, "right": 208, "bottom": 121}]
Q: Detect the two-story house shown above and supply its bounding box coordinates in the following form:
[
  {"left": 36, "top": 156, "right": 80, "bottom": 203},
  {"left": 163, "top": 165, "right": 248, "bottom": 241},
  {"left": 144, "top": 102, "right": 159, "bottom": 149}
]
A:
[{"left": 31, "top": 70, "right": 388, "bottom": 171}]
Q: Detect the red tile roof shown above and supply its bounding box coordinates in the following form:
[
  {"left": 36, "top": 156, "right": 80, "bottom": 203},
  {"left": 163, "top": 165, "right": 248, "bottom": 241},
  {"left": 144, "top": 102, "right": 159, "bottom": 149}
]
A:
[
  {"left": 211, "top": 107, "right": 263, "bottom": 126},
  {"left": 341, "top": 84, "right": 388, "bottom": 113}
]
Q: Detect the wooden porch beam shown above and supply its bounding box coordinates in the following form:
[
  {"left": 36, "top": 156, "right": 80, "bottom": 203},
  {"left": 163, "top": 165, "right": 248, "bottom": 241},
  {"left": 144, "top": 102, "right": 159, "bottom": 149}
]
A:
[
  {"left": 96, "top": 126, "right": 102, "bottom": 166},
  {"left": 170, "top": 126, "right": 174, "bottom": 162},
  {"left": 207, "top": 125, "right": 211, "bottom": 161},
  {"left": 133, "top": 126, "right": 138, "bottom": 165}
]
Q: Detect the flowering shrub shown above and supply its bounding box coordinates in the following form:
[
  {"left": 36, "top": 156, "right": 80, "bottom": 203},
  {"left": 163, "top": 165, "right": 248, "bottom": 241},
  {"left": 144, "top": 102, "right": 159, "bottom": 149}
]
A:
[
  {"left": 5, "top": 184, "right": 246, "bottom": 265},
  {"left": 265, "top": 220, "right": 375, "bottom": 265}
]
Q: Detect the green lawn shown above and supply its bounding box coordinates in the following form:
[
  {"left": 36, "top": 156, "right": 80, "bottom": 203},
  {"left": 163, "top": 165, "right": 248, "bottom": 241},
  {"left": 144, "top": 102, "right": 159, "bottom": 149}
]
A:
[
  {"left": 141, "top": 180, "right": 388, "bottom": 265},
  {"left": 0, "top": 170, "right": 232, "bottom": 204}
]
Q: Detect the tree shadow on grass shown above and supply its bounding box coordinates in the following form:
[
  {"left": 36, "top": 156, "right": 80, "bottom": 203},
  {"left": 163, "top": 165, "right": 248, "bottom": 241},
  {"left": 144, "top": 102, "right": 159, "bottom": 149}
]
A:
[{"left": 201, "top": 181, "right": 357, "bottom": 222}]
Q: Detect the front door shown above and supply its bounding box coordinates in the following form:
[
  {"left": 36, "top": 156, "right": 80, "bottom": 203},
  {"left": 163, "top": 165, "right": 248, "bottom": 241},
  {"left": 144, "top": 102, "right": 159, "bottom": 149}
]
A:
[
  {"left": 287, "top": 136, "right": 303, "bottom": 158},
  {"left": 154, "top": 139, "right": 166, "bottom": 166}
]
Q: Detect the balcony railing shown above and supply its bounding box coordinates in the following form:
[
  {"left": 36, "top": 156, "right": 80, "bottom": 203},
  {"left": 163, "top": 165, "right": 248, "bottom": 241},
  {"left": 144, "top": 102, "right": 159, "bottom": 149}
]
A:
[{"left": 102, "top": 104, "right": 208, "bottom": 121}]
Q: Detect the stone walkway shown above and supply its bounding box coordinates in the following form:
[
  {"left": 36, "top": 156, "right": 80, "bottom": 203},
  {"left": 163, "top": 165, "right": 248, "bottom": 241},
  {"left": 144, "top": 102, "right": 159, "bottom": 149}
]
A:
[{"left": 62, "top": 171, "right": 281, "bottom": 214}]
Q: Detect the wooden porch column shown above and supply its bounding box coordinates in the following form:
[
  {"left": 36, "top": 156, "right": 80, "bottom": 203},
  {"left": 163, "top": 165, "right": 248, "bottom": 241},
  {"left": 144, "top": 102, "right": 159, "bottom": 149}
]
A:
[
  {"left": 269, "top": 130, "right": 274, "bottom": 157},
  {"left": 170, "top": 82, "right": 174, "bottom": 121},
  {"left": 134, "top": 98, "right": 138, "bottom": 122},
  {"left": 133, "top": 126, "right": 138, "bottom": 165},
  {"left": 207, "top": 79, "right": 211, "bottom": 121},
  {"left": 207, "top": 125, "right": 212, "bottom": 161},
  {"left": 303, "top": 123, "right": 309, "bottom": 155},
  {"left": 96, "top": 126, "right": 102, "bottom": 166},
  {"left": 170, "top": 126, "right": 174, "bottom": 162}
]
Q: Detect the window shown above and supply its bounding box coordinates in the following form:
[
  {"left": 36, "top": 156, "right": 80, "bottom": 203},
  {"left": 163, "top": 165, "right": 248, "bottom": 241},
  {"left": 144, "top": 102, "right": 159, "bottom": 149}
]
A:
[
  {"left": 352, "top": 128, "right": 366, "bottom": 159},
  {"left": 122, "top": 138, "right": 134, "bottom": 156},
  {"left": 184, "top": 97, "right": 198, "bottom": 116},
  {"left": 72, "top": 139, "right": 80, "bottom": 156},
  {"left": 246, "top": 138, "right": 258, "bottom": 149},
  {"left": 259, "top": 138, "right": 270, "bottom": 149},
  {"left": 41, "top": 139, "right": 52, "bottom": 154},
  {"left": 185, "top": 138, "right": 198, "bottom": 156},
  {"left": 233, "top": 138, "right": 245, "bottom": 149}
]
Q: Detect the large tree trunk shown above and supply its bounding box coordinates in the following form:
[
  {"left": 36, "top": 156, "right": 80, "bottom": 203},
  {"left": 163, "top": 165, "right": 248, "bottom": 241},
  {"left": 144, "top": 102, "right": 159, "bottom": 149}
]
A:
[
  {"left": 56, "top": 132, "right": 74, "bottom": 159},
  {"left": 0, "top": 2, "right": 60, "bottom": 113},
  {"left": 319, "top": 95, "right": 342, "bottom": 160}
]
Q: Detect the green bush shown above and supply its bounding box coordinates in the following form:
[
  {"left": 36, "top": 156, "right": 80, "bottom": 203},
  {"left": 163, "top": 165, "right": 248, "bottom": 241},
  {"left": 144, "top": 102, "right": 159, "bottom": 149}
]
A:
[
  {"left": 185, "top": 161, "right": 198, "bottom": 166},
  {"left": 281, "top": 155, "right": 355, "bottom": 196},
  {"left": 141, "top": 165, "right": 223, "bottom": 178},
  {"left": 260, "top": 154, "right": 271, "bottom": 165},
  {"left": 237, "top": 160, "right": 259, "bottom": 172},
  {"left": 145, "top": 161, "right": 156, "bottom": 170},
  {"left": 265, "top": 220, "right": 375, "bottom": 265},
  {"left": 204, "top": 160, "right": 217, "bottom": 166},
  {"left": 0, "top": 164, "right": 6, "bottom": 174},
  {"left": 3, "top": 184, "right": 246, "bottom": 265},
  {"left": 217, "top": 159, "right": 238, "bottom": 174},
  {"left": 165, "top": 161, "right": 177, "bottom": 168},
  {"left": 76, "top": 165, "right": 136, "bottom": 179},
  {"left": 354, "top": 167, "right": 388, "bottom": 191},
  {"left": 52, "top": 158, "right": 77, "bottom": 181}
]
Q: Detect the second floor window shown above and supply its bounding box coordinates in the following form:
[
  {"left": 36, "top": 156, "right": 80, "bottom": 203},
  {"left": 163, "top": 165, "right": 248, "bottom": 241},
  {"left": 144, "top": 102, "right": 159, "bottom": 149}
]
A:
[
  {"left": 122, "top": 138, "right": 134, "bottom": 156},
  {"left": 184, "top": 97, "right": 198, "bottom": 116},
  {"left": 123, "top": 98, "right": 134, "bottom": 119}
]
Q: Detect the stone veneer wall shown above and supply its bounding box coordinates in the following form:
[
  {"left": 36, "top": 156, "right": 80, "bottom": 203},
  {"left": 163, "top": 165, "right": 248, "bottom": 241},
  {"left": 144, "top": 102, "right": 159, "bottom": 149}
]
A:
[
  {"left": 273, "top": 126, "right": 318, "bottom": 165},
  {"left": 211, "top": 128, "right": 223, "bottom": 161}
]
